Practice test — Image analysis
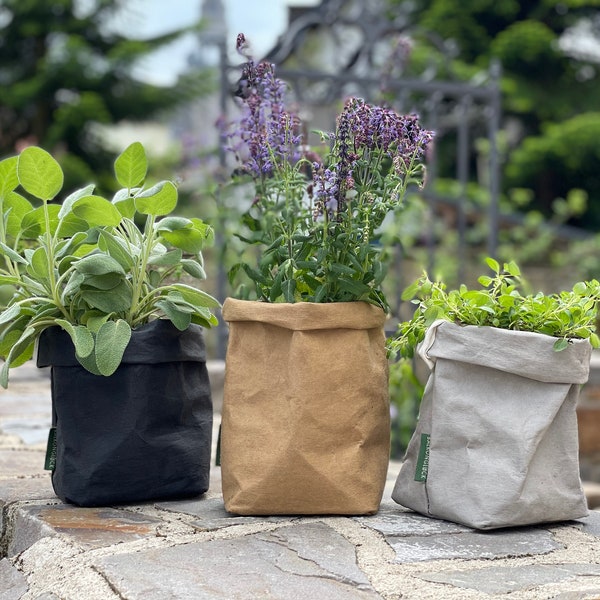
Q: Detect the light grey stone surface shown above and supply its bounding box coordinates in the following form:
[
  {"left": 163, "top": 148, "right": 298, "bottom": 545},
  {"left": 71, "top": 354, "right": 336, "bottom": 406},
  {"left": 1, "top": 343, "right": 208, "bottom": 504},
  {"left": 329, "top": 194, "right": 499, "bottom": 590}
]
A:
[
  {"left": 0, "top": 558, "right": 28, "bottom": 600},
  {"left": 356, "top": 503, "right": 472, "bottom": 536},
  {"left": 418, "top": 563, "right": 600, "bottom": 595},
  {"left": 95, "top": 522, "right": 380, "bottom": 600},
  {"left": 388, "top": 527, "right": 561, "bottom": 563},
  {"left": 574, "top": 511, "right": 600, "bottom": 537},
  {"left": 156, "top": 496, "right": 297, "bottom": 530}
]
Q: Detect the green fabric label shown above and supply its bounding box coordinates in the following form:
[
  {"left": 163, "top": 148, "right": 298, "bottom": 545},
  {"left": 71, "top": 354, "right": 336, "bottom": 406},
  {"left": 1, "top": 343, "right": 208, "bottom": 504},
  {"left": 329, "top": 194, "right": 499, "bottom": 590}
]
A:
[
  {"left": 414, "top": 433, "right": 430, "bottom": 482},
  {"left": 44, "top": 427, "right": 57, "bottom": 471}
]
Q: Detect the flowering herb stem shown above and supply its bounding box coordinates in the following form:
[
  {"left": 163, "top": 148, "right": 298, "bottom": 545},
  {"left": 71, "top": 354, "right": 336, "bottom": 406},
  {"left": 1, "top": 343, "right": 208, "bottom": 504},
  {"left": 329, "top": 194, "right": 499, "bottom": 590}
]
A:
[{"left": 223, "top": 34, "right": 434, "bottom": 309}]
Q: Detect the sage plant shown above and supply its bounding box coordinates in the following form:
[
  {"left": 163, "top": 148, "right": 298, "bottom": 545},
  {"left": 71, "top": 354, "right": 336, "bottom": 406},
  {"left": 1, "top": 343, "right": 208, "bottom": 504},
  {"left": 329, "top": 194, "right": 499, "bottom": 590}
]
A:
[{"left": 223, "top": 34, "right": 434, "bottom": 310}]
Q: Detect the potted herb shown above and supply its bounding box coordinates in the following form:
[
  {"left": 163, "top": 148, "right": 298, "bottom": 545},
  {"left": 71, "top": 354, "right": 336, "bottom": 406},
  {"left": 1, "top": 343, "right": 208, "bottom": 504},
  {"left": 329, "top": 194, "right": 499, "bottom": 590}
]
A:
[
  {"left": 388, "top": 258, "right": 600, "bottom": 529},
  {"left": 218, "top": 34, "right": 434, "bottom": 516},
  {"left": 0, "top": 142, "right": 219, "bottom": 506}
]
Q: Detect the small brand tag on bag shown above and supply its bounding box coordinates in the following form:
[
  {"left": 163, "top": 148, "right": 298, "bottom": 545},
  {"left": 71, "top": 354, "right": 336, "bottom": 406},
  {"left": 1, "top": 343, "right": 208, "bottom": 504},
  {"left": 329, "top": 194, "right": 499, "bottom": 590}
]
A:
[
  {"left": 414, "top": 433, "right": 430, "bottom": 482},
  {"left": 44, "top": 427, "right": 57, "bottom": 471}
]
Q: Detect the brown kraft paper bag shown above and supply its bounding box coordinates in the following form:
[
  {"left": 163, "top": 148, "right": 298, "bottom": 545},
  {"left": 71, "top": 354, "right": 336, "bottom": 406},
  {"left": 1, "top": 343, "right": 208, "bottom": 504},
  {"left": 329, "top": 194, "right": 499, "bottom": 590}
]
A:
[{"left": 221, "top": 298, "right": 390, "bottom": 515}]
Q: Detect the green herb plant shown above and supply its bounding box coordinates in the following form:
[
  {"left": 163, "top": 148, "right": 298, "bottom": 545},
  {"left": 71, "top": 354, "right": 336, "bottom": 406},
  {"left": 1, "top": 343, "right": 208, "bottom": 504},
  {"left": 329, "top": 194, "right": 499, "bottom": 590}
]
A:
[
  {"left": 0, "top": 142, "right": 219, "bottom": 387},
  {"left": 388, "top": 257, "right": 600, "bottom": 359}
]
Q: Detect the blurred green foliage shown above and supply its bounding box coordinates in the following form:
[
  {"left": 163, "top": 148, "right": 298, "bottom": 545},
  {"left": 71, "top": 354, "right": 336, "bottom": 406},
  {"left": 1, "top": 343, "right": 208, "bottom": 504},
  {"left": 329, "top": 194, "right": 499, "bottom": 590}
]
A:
[{"left": 0, "top": 0, "right": 213, "bottom": 193}]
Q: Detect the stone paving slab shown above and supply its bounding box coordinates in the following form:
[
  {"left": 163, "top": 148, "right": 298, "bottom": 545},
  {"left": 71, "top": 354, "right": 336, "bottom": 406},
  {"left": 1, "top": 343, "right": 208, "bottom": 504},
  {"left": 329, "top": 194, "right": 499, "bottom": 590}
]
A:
[
  {"left": 8, "top": 503, "right": 167, "bottom": 555},
  {"left": 94, "top": 522, "right": 381, "bottom": 600},
  {"left": 0, "top": 449, "right": 47, "bottom": 478},
  {"left": 386, "top": 527, "right": 561, "bottom": 563},
  {"left": 417, "top": 563, "right": 600, "bottom": 595}
]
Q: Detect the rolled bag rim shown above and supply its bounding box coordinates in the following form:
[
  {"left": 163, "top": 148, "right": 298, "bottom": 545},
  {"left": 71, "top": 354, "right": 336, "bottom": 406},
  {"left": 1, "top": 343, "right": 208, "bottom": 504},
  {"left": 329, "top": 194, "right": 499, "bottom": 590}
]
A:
[
  {"left": 222, "top": 298, "right": 387, "bottom": 330},
  {"left": 421, "top": 320, "right": 592, "bottom": 384},
  {"left": 36, "top": 318, "right": 207, "bottom": 368}
]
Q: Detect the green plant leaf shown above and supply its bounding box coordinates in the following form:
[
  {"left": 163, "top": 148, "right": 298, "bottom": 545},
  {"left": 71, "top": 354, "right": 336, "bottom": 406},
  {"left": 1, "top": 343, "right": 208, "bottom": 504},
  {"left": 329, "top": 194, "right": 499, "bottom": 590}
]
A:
[
  {"left": 0, "top": 241, "right": 27, "bottom": 264},
  {"left": 135, "top": 180, "right": 178, "bottom": 216},
  {"left": 20, "top": 204, "right": 61, "bottom": 238},
  {"left": 72, "top": 195, "right": 123, "bottom": 227},
  {"left": 112, "top": 189, "right": 136, "bottom": 218},
  {"left": 83, "top": 272, "right": 125, "bottom": 290},
  {"left": 0, "top": 326, "right": 35, "bottom": 388},
  {"left": 17, "top": 147, "right": 64, "bottom": 201},
  {"left": 485, "top": 257, "right": 500, "bottom": 274},
  {"left": 74, "top": 254, "right": 126, "bottom": 276},
  {"left": 154, "top": 216, "right": 191, "bottom": 232},
  {"left": 553, "top": 338, "right": 569, "bottom": 352},
  {"left": 55, "top": 319, "right": 94, "bottom": 358},
  {"left": 505, "top": 260, "right": 521, "bottom": 277},
  {"left": 94, "top": 319, "right": 132, "bottom": 376},
  {"left": 148, "top": 248, "right": 183, "bottom": 267},
  {"left": 80, "top": 281, "right": 132, "bottom": 313},
  {"left": 156, "top": 300, "right": 192, "bottom": 330},
  {"left": 160, "top": 219, "right": 213, "bottom": 254},
  {"left": 0, "top": 156, "right": 18, "bottom": 198},
  {"left": 54, "top": 212, "right": 90, "bottom": 238},
  {"left": 168, "top": 283, "right": 220, "bottom": 308},
  {"left": 0, "top": 304, "right": 21, "bottom": 326},
  {"left": 58, "top": 183, "right": 95, "bottom": 219},
  {"left": 4, "top": 191, "right": 33, "bottom": 238},
  {"left": 0, "top": 275, "right": 20, "bottom": 285},
  {"left": 181, "top": 259, "right": 206, "bottom": 280},
  {"left": 27, "top": 247, "right": 50, "bottom": 280},
  {"left": 114, "top": 142, "right": 147, "bottom": 189},
  {"left": 74, "top": 351, "right": 102, "bottom": 376},
  {"left": 98, "top": 231, "right": 134, "bottom": 270}
]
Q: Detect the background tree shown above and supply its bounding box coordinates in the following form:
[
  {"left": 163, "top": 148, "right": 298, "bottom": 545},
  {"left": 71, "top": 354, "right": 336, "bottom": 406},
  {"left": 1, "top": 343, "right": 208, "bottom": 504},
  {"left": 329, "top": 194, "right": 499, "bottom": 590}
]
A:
[
  {"left": 0, "top": 0, "right": 212, "bottom": 191},
  {"left": 388, "top": 0, "right": 600, "bottom": 231}
]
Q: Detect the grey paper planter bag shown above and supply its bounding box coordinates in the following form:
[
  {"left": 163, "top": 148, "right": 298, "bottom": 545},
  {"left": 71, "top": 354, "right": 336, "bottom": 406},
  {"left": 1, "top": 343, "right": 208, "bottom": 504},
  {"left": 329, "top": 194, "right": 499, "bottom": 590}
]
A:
[
  {"left": 392, "top": 320, "right": 591, "bottom": 530},
  {"left": 37, "top": 320, "right": 213, "bottom": 507}
]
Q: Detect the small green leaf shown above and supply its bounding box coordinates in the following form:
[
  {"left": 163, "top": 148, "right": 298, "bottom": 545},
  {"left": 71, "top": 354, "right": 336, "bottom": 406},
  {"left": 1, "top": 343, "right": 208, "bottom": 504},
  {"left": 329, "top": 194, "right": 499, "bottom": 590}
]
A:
[
  {"left": 135, "top": 180, "right": 178, "bottom": 216},
  {"left": 4, "top": 191, "right": 33, "bottom": 237},
  {"left": 114, "top": 142, "right": 147, "bottom": 189},
  {"left": 79, "top": 281, "right": 132, "bottom": 313},
  {"left": 83, "top": 272, "right": 125, "bottom": 290},
  {"left": 27, "top": 247, "right": 50, "bottom": 280},
  {"left": 94, "top": 319, "right": 132, "bottom": 376},
  {"left": 553, "top": 338, "right": 569, "bottom": 352},
  {"left": 168, "top": 283, "right": 220, "bottom": 308},
  {"left": 485, "top": 257, "right": 500, "bottom": 274},
  {"left": 74, "top": 254, "right": 126, "bottom": 276},
  {"left": 0, "top": 156, "right": 18, "bottom": 198},
  {"left": 20, "top": 205, "right": 61, "bottom": 238},
  {"left": 0, "top": 241, "right": 27, "bottom": 264},
  {"left": 17, "top": 147, "right": 64, "bottom": 201},
  {"left": 0, "top": 304, "right": 21, "bottom": 326},
  {"left": 147, "top": 248, "right": 183, "bottom": 267},
  {"left": 98, "top": 231, "right": 134, "bottom": 270},
  {"left": 55, "top": 213, "right": 90, "bottom": 238},
  {"left": 58, "top": 184, "right": 95, "bottom": 218},
  {"left": 0, "top": 326, "right": 35, "bottom": 388},
  {"left": 154, "top": 216, "right": 191, "bottom": 232},
  {"left": 156, "top": 300, "right": 192, "bottom": 330},
  {"left": 75, "top": 351, "right": 102, "bottom": 376},
  {"left": 505, "top": 260, "right": 521, "bottom": 277},
  {"left": 112, "top": 189, "right": 136, "bottom": 219},
  {"left": 181, "top": 259, "right": 206, "bottom": 280},
  {"left": 160, "top": 219, "right": 214, "bottom": 254},
  {"left": 72, "top": 195, "right": 123, "bottom": 227},
  {"left": 55, "top": 319, "right": 94, "bottom": 358}
]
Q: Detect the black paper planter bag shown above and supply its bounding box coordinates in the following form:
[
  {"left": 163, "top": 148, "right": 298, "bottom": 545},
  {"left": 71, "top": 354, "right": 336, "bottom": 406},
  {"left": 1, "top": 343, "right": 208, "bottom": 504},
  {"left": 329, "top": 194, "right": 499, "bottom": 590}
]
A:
[{"left": 37, "top": 319, "right": 212, "bottom": 506}]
